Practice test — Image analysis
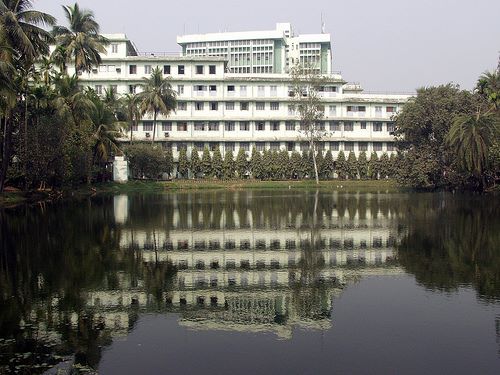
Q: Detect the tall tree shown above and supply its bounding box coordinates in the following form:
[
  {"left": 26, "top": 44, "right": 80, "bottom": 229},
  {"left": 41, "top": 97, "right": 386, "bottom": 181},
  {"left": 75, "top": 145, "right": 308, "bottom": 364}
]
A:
[
  {"left": 335, "top": 151, "right": 347, "bottom": 179},
  {"left": 212, "top": 146, "right": 223, "bottom": 179},
  {"left": 290, "top": 63, "right": 327, "bottom": 184},
  {"left": 201, "top": 146, "right": 212, "bottom": 178},
  {"left": 177, "top": 147, "right": 188, "bottom": 178},
  {"left": 122, "top": 93, "right": 140, "bottom": 144},
  {"left": 138, "top": 67, "right": 176, "bottom": 144},
  {"left": 190, "top": 146, "right": 201, "bottom": 178},
  {"left": 52, "top": 3, "right": 108, "bottom": 73},
  {"left": 358, "top": 151, "right": 369, "bottom": 179},
  {"left": 368, "top": 152, "right": 380, "bottom": 179},
  {"left": 346, "top": 151, "right": 358, "bottom": 179},
  {"left": 235, "top": 148, "right": 248, "bottom": 178},
  {"left": 223, "top": 149, "right": 235, "bottom": 179},
  {"left": 446, "top": 111, "right": 500, "bottom": 190},
  {"left": 323, "top": 150, "right": 334, "bottom": 179}
]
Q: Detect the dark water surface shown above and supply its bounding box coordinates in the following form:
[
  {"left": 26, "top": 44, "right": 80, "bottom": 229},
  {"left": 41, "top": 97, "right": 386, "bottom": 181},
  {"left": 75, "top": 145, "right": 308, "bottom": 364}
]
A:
[{"left": 0, "top": 190, "right": 499, "bottom": 374}]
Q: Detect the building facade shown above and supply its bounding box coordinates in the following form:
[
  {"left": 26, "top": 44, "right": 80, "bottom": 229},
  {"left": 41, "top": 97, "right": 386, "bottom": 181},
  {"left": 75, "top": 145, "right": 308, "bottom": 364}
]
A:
[{"left": 72, "top": 25, "right": 411, "bottom": 162}]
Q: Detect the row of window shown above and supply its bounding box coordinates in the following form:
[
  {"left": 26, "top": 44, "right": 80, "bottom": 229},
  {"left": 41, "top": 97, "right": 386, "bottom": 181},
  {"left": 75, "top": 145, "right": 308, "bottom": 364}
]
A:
[
  {"left": 156, "top": 141, "right": 395, "bottom": 152},
  {"left": 127, "top": 64, "right": 217, "bottom": 75},
  {"left": 154, "top": 237, "right": 394, "bottom": 252},
  {"left": 137, "top": 120, "right": 395, "bottom": 133}
]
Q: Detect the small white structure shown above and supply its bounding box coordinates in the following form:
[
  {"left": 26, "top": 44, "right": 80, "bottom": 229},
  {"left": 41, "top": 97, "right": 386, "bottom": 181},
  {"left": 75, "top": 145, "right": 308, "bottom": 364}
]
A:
[{"left": 113, "top": 156, "right": 128, "bottom": 182}]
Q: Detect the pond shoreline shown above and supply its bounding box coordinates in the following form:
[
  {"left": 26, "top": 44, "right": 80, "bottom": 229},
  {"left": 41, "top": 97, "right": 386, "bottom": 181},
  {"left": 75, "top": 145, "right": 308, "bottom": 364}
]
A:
[{"left": 0, "top": 179, "right": 401, "bottom": 207}]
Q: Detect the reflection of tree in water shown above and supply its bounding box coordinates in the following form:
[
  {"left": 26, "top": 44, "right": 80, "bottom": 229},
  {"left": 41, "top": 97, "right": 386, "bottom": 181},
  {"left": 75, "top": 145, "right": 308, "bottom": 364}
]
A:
[
  {"left": 397, "top": 194, "right": 500, "bottom": 300},
  {"left": 0, "top": 197, "right": 172, "bottom": 373}
]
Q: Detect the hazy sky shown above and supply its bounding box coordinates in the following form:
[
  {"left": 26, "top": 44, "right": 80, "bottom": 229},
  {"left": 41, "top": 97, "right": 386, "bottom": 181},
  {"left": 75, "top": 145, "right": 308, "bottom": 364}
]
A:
[{"left": 37, "top": 0, "right": 500, "bottom": 92}]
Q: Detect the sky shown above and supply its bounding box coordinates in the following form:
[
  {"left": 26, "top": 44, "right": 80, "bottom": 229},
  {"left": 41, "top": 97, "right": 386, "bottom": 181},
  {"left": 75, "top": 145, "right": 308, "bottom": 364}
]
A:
[{"left": 36, "top": 0, "right": 500, "bottom": 93}]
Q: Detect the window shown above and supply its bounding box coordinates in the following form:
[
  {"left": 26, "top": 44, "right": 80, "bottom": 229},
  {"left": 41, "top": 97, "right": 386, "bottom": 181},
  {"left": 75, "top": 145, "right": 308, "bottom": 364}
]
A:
[
  {"left": 240, "top": 85, "right": 247, "bottom": 95},
  {"left": 330, "top": 121, "right": 340, "bottom": 131},
  {"left": 344, "top": 142, "right": 354, "bottom": 151},
  {"left": 111, "top": 44, "right": 118, "bottom": 53},
  {"left": 110, "top": 85, "right": 117, "bottom": 93},
  {"left": 288, "top": 104, "right": 295, "bottom": 115},
  {"left": 239, "top": 142, "right": 250, "bottom": 151},
  {"left": 286, "top": 121, "right": 295, "bottom": 131},
  {"left": 287, "top": 142, "right": 295, "bottom": 151},
  {"left": 226, "top": 102, "right": 234, "bottom": 110},
  {"left": 373, "top": 142, "right": 382, "bottom": 151},
  {"left": 177, "top": 122, "right": 187, "bottom": 131},
  {"left": 177, "top": 102, "right": 187, "bottom": 110},
  {"left": 143, "top": 121, "right": 153, "bottom": 131},
  {"left": 256, "top": 122, "right": 265, "bottom": 131},
  {"left": 128, "top": 85, "right": 136, "bottom": 94},
  {"left": 194, "top": 142, "right": 204, "bottom": 149},
  {"left": 164, "top": 65, "right": 171, "bottom": 74},
  {"left": 208, "top": 122, "right": 219, "bottom": 131},
  {"left": 99, "top": 65, "right": 107, "bottom": 73},
  {"left": 270, "top": 142, "right": 280, "bottom": 150},
  {"left": 95, "top": 85, "right": 102, "bottom": 95},
  {"left": 225, "top": 142, "right": 235, "bottom": 151},
  {"left": 359, "top": 142, "right": 368, "bottom": 151},
  {"left": 317, "top": 122, "right": 326, "bottom": 131},
  {"left": 196, "top": 65, "right": 204, "bottom": 74},
  {"left": 387, "top": 142, "right": 395, "bottom": 151},
  {"left": 240, "top": 102, "right": 249, "bottom": 110},
  {"left": 373, "top": 122, "right": 383, "bottom": 132},
  {"left": 195, "top": 102, "right": 204, "bottom": 110},
  {"left": 209, "top": 142, "right": 219, "bottom": 151},
  {"left": 271, "top": 121, "right": 279, "bottom": 131},
  {"left": 387, "top": 122, "right": 395, "bottom": 132},
  {"left": 209, "top": 65, "right": 216, "bottom": 74},
  {"left": 177, "top": 142, "right": 187, "bottom": 151},
  {"left": 360, "top": 122, "right": 367, "bottom": 130},
  {"left": 256, "top": 142, "right": 265, "bottom": 151},
  {"left": 300, "top": 142, "right": 309, "bottom": 151},
  {"left": 270, "top": 102, "right": 279, "bottom": 111},
  {"left": 225, "top": 122, "right": 235, "bottom": 131},
  {"left": 209, "top": 85, "right": 216, "bottom": 92},
  {"left": 375, "top": 106, "right": 382, "bottom": 113},
  {"left": 144, "top": 65, "right": 152, "bottom": 74},
  {"left": 386, "top": 106, "right": 396, "bottom": 113},
  {"left": 194, "top": 122, "right": 205, "bottom": 131},
  {"left": 344, "top": 122, "right": 354, "bottom": 131},
  {"left": 194, "top": 85, "right": 207, "bottom": 92},
  {"left": 178, "top": 65, "right": 185, "bottom": 74},
  {"left": 129, "top": 65, "right": 137, "bottom": 74},
  {"left": 177, "top": 85, "right": 184, "bottom": 94},
  {"left": 240, "top": 121, "right": 250, "bottom": 131},
  {"left": 162, "top": 121, "right": 172, "bottom": 131},
  {"left": 330, "top": 141, "right": 339, "bottom": 151},
  {"left": 329, "top": 105, "right": 336, "bottom": 115},
  {"left": 256, "top": 102, "right": 265, "bottom": 110},
  {"left": 131, "top": 123, "right": 138, "bottom": 131},
  {"left": 227, "top": 85, "right": 235, "bottom": 92},
  {"left": 257, "top": 85, "right": 265, "bottom": 95},
  {"left": 210, "top": 102, "right": 218, "bottom": 111},
  {"left": 270, "top": 85, "right": 277, "bottom": 96}
]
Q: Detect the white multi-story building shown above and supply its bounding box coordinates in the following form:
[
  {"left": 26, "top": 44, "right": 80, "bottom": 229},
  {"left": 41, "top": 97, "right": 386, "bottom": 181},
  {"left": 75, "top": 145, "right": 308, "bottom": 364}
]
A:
[{"left": 73, "top": 24, "right": 411, "bottom": 162}]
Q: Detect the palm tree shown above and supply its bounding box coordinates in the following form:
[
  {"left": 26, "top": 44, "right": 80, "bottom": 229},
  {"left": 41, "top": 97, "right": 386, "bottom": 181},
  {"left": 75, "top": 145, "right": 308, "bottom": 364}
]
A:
[
  {"left": 52, "top": 74, "right": 94, "bottom": 127},
  {"left": 52, "top": 3, "right": 108, "bottom": 74},
  {"left": 446, "top": 111, "right": 500, "bottom": 190},
  {"left": 476, "top": 71, "right": 500, "bottom": 111},
  {"left": 138, "top": 67, "right": 177, "bottom": 144},
  {"left": 0, "top": 0, "right": 55, "bottom": 66},
  {"left": 122, "top": 93, "right": 140, "bottom": 144}
]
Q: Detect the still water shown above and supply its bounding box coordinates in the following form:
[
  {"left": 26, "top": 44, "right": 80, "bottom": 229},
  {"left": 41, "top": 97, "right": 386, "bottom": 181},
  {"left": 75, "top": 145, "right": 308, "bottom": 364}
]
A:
[{"left": 0, "top": 190, "right": 499, "bottom": 374}]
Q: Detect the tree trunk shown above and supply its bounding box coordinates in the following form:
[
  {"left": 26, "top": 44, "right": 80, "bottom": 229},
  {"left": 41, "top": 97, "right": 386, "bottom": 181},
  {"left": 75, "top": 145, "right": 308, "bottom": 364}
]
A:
[
  {"left": 152, "top": 111, "right": 157, "bottom": 145},
  {"left": 310, "top": 139, "right": 319, "bottom": 184},
  {"left": 24, "top": 94, "right": 28, "bottom": 191},
  {"left": 0, "top": 117, "right": 12, "bottom": 193}
]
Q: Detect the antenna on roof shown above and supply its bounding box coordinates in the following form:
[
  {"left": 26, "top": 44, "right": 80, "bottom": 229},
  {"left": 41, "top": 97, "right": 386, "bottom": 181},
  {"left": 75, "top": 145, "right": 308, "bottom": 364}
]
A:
[{"left": 321, "top": 13, "right": 326, "bottom": 34}]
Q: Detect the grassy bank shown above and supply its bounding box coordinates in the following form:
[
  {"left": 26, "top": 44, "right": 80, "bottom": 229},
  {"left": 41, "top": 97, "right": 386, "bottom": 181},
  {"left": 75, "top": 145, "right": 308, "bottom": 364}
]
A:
[
  {"left": 93, "top": 179, "right": 399, "bottom": 193},
  {"left": 0, "top": 179, "right": 399, "bottom": 208}
]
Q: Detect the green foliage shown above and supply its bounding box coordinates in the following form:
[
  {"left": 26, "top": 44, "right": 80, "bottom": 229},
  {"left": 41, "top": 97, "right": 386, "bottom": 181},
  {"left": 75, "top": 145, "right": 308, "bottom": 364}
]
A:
[
  {"left": 316, "top": 151, "right": 325, "bottom": 179},
  {"left": 212, "top": 147, "right": 223, "bottom": 179},
  {"left": 346, "top": 152, "right": 358, "bottom": 179},
  {"left": 335, "top": 151, "right": 348, "bottom": 179},
  {"left": 322, "top": 150, "right": 334, "bottom": 179},
  {"left": 201, "top": 146, "right": 212, "bottom": 178},
  {"left": 250, "top": 147, "right": 263, "bottom": 179},
  {"left": 165, "top": 148, "right": 174, "bottom": 177},
  {"left": 124, "top": 143, "right": 165, "bottom": 179},
  {"left": 235, "top": 148, "right": 248, "bottom": 178},
  {"left": 379, "top": 153, "right": 390, "bottom": 179},
  {"left": 190, "top": 146, "right": 202, "bottom": 178},
  {"left": 289, "top": 151, "right": 302, "bottom": 179},
  {"left": 358, "top": 151, "right": 369, "bottom": 179},
  {"left": 277, "top": 149, "right": 290, "bottom": 179},
  {"left": 394, "top": 84, "right": 478, "bottom": 189},
  {"left": 223, "top": 149, "right": 235, "bottom": 179},
  {"left": 177, "top": 147, "right": 188, "bottom": 178},
  {"left": 368, "top": 152, "right": 380, "bottom": 179}
]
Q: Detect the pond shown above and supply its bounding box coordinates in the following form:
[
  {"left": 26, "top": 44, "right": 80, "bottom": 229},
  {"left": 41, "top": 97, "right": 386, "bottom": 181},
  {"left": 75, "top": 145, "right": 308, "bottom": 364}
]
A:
[{"left": 0, "top": 190, "right": 499, "bottom": 374}]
